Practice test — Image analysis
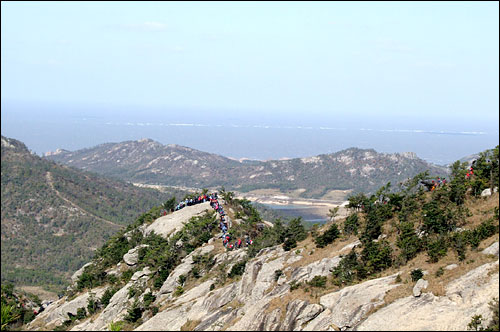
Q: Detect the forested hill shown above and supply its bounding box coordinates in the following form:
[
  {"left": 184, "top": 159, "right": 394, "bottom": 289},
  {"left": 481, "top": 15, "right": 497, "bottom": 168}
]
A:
[
  {"left": 1, "top": 136, "right": 187, "bottom": 292},
  {"left": 45, "top": 138, "right": 449, "bottom": 199}
]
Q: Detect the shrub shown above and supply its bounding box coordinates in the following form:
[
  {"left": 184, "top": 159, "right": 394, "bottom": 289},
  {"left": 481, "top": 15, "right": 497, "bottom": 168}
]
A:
[
  {"left": 426, "top": 236, "right": 449, "bottom": 263},
  {"left": 332, "top": 249, "right": 361, "bottom": 286},
  {"left": 143, "top": 292, "right": 156, "bottom": 308},
  {"left": 100, "top": 287, "right": 118, "bottom": 308},
  {"left": 397, "top": 221, "right": 421, "bottom": 262},
  {"left": 178, "top": 275, "right": 186, "bottom": 286},
  {"left": 121, "top": 269, "right": 134, "bottom": 283},
  {"left": 124, "top": 300, "right": 143, "bottom": 323},
  {"left": 360, "top": 240, "right": 393, "bottom": 274},
  {"left": 467, "top": 315, "right": 484, "bottom": 331},
  {"left": 435, "top": 267, "right": 445, "bottom": 277},
  {"left": 410, "top": 269, "right": 424, "bottom": 282},
  {"left": 274, "top": 269, "right": 283, "bottom": 281},
  {"left": 109, "top": 321, "right": 124, "bottom": 331},
  {"left": 228, "top": 261, "right": 247, "bottom": 278},
  {"left": 450, "top": 232, "right": 468, "bottom": 261},
  {"left": 307, "top": 276, "right": 327, "bottom": 288},
  {"left": 75, "top": 307, "right": 87, "bottom": 320},
  {"left": 86, "top": 292, "right": 99, "bottom": 315},
  {"left": 343, "top": 213, "right": 359, "bottom": 235},
  {"left": 289, "top": 280, "right": 301, "bottom": 291},
  {"left": 128, "top": 286, "right": 139, "bottom": 299},
  {"left": 283, "top": 237, "right": 297, "bottom": 251},
  {"left": 315, "top": 223, "right": 340, "bottom": 248},
  {"left": 422, "top": 200, "right": 451, "bottom": 234},
  {"left": 174, "top": 286, "right": 184, "bottom": 297}
]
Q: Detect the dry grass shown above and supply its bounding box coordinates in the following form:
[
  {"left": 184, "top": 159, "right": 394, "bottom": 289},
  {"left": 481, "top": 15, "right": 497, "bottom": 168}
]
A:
[
  {"left": 265, "top": 288, "right": 320, "bottom": 317},
  {"left": 181, "top": 319, "right": 201, "bottom": 331},
  {"left": 461, "top": 193, "right": 499, "bottom": 229},
  {"left": 18, "top": 286, "right": 58, "bottom": 301}
]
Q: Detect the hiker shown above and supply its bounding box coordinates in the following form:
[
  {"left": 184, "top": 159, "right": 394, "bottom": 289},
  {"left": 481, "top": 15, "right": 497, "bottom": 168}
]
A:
[
  {"left": 237, "top": 238, "right": 242, "bottom": 248},
  {"left": 420, "top": 179, "right": 434, "bottom": 191}
]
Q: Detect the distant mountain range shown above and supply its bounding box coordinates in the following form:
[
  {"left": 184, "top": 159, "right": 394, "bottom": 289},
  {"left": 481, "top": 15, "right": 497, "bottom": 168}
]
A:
[
  {"left": 45, "top": 138, "right": 450, "bottom": 199},
  {"left": 1, "top": 136, "right": 187, "bottom": 291}
]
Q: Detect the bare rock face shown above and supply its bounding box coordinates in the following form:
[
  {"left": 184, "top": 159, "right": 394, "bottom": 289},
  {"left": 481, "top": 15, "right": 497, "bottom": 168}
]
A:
[
  {"left": 70, "top": 262, "right": 93, "bottom": 284},
  {"left": 413, "top": 279, "right": 428, "bottom": 297},
  {"left": 289, "top": 256, "right": 342, "bottom": 283},
  {"left": 302, "top": 273, "right": 400, "bottom": 331},
  {"left": 123, "top": 245, "right": 149, "bottom": 266},
  {"left": 71, "top": 267, "right": 152, "bottom": 331},
  {"left": 157, "top": 244, "right": 215, "bottom": 302},
  {"left": 144, "top": 202, "right": 211, "bottom": 239},
  {"left": 280, "top": 300, "right": 325, "bottom": 331},
  {"left": 482, "top": 241, "right": 499, "bottom": 257},
  {"left": 28, "top": 287, "right": 108, "bottom": 329},
  {"left": 356, "top": 261, "right": 499, "bottom": 331}
]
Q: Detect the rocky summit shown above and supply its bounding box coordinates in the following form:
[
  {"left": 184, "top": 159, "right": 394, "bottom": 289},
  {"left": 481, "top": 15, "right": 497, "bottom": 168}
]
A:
[{"left": 45, "top": 138, "right": 449, "bottom": 199}]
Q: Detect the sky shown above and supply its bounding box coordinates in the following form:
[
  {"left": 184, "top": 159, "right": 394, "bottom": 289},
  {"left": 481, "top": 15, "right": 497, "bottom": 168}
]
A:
[{"left": 1, "top": 2, "right": 499, "bottom": 162}]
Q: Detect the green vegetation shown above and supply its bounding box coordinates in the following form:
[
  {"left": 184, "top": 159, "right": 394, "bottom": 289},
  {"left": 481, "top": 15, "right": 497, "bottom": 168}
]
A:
[
  {"left": 1, "top": 283, "right": 41, "bottom": 331},
  {"left": 124, "top": 300, "right": 143, "bottom": 323},
  {"left": 1, "top": 136, "right": 188, "bottom": 291},
  {"left": 307, "top": 276, "right": 327, "bottom": 288},
  {"left": 467, "top": 298, "right": 499, "bottom": 331},
  {"left": 330, "top": 146, "right": 499, "bottom": 286},
  {"left": 343, "top": 213, "right": 359, "bottom": 235},
  {"left": 228, "top": 261, "right": 247, "bottom": 279},
  {"left": 410, "top": 269, "right": 424, "bottom": 282},
  {"left": 314, "top": 223, "right": 340, "bottom": 248}
]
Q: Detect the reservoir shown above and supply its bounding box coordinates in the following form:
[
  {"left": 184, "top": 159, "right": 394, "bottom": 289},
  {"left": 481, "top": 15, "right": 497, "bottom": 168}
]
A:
[{"left": 260, "top": 203, "right": 328, "bottom": 224}]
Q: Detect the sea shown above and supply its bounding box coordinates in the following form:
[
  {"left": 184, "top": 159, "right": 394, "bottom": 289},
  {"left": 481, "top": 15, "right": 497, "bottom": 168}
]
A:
[{"left": 2, "top": 101, "right": 498, "bottom": 166}]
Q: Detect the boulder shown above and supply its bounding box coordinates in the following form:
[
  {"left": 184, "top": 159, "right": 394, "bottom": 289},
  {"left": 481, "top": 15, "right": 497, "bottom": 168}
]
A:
[
  {"left": 130, "top": 266, "right": 152, "bottom": 281},
  {"left": 123, "top": 244, "right": 149, "bottom": 266},
  {"left": 290, "top": 256, "right": 342, "bottom": 283},
  {"left": 482, "top": 242, "right": 499, "bottom": 257},
  {"left": 357, "top": 261, "right": 499, "bottom": 331},
  {"left": 157, "top": 245, "right": 214, "bottom": 299},
  {"left": 294, "top": 303, "right": 324, "bottom": 329},
  {"left": 445, "top": 264, "right": 458, "bottom": 271},
  {"left": 28, "top": 287, "right": 108, "bottom": 328},
  {"left": 413, "top": 279, "right": 428, "bottom": 297},
  {"left": 145, "top": 202, "right": 211, "bottom": 239},
  {"left": 303, "top": 273, "right": 400, "bottom": 330},
  {"left": 481, "top": 188, "right": 492, "bottom": 197},
  {"left": 70, "top": 262, "right": 93, "bottom": 284}
]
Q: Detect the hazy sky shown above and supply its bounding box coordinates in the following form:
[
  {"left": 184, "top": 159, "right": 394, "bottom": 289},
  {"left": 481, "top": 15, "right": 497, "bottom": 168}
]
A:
[{"left": 2, "top": 1, "right": 499, "bottom": 123}]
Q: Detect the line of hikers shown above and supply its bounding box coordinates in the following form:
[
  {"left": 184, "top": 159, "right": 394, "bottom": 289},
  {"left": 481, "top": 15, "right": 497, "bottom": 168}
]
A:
[
  {"left": 174, "top": 193, "right": 216, "bottom": 211},
  {"left": 172, "top": 191, "right": 252, "bottom": 251},
  {"left": 209, "top": 194, "right": 253, "bottom": 250},
  {"left": 420, "top": 177, "right": 447, "bottom": 191}
]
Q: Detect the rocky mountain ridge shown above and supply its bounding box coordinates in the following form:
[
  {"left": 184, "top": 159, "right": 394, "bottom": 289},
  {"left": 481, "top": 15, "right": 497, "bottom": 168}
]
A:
[
  {"left": 27, "top": 186, "right": 499, "bottom": 331},
  {"left": 45, "top": 138, "right": 449, "bottom": 199}
]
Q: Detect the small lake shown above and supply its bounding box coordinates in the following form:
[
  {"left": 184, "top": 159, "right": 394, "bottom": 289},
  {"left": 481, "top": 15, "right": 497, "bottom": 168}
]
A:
[{"left": 261, "top": 203, "right": 328, "bottom": 224}]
